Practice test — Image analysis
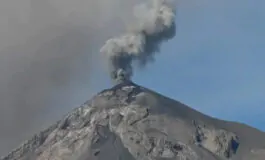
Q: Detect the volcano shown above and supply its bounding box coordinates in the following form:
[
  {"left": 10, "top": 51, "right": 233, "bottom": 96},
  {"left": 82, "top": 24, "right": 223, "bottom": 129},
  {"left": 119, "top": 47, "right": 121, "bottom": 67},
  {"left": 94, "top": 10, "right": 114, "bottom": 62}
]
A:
[{"left": 2, "top": 81, "right": 265, "bottom": 160}]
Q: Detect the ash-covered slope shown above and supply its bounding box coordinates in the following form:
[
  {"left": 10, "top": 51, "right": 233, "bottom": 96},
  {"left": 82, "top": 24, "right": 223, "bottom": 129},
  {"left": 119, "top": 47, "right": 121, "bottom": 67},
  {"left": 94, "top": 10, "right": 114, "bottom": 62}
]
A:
[{"left": 2, "top": 81, "right": 265, "bottom": 160}]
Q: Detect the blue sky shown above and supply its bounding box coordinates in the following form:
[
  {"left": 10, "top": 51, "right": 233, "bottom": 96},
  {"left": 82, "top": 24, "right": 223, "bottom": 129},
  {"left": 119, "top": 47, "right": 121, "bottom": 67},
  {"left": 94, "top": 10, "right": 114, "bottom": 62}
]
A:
[
  {"left": 55, "top": 0, "right": 265, "bottom": 131},
  {"left": 131, "top": 0, "right": 265, "bottom": 130}
]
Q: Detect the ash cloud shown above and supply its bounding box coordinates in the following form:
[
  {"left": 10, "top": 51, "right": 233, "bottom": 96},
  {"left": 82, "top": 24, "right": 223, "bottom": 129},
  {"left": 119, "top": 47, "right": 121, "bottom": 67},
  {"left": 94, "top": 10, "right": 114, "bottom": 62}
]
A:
[
  {"left": 0, "top": 0, "right": 176, "bottom": 156},
  {"left": 0, "top": 0, "right": 138, "bottom": 155},
  {"left": 100, "top": 0, "right": 176, "bottom": 82}
]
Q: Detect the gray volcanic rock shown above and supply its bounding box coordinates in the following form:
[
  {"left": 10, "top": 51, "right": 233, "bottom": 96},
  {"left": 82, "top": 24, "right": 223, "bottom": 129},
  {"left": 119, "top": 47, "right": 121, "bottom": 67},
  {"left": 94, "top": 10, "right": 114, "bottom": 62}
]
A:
[{"left": 2, "top": 81, "right": 265, "bottom": 160}]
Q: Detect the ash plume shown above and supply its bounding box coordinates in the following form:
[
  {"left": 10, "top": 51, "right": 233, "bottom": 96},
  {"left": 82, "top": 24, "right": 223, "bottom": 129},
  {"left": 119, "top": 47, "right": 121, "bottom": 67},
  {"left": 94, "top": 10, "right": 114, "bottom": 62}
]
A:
[
  {"left": 100, "top": 0, "right": 176, "bottom": 82},
  {"left": 0, "top": 0, "right": 138, "bottom": 155}
]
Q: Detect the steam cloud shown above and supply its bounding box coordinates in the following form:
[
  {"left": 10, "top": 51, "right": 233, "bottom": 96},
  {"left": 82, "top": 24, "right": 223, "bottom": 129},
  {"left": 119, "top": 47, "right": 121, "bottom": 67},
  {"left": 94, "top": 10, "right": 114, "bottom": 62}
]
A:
[{"left": 100, "top": 0, "right": 176, "bottom": 82}]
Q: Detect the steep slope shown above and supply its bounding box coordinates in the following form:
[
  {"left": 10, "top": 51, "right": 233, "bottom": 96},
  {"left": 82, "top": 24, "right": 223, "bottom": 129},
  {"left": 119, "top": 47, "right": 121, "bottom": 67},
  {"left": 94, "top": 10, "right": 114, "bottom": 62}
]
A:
[{"left": 2, "top": 81, "right": 265, "bottom": 160}]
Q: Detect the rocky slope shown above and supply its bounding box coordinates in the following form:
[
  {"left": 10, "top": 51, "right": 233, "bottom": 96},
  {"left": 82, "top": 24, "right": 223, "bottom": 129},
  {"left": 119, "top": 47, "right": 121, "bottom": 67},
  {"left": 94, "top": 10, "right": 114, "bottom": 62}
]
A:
[{"left": 2, "top": 81, "right": 265, "bottom": 160}]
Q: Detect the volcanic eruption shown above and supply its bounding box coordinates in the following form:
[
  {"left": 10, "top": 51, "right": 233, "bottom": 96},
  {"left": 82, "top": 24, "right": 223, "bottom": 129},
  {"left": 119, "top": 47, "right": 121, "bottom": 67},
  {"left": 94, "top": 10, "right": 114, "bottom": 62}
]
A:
[
  {"left": 100, "top": 0, "right": 176, "bottom": 82},
  {"left": 2, "top": 0, "right": 265, "bottom": 160}
]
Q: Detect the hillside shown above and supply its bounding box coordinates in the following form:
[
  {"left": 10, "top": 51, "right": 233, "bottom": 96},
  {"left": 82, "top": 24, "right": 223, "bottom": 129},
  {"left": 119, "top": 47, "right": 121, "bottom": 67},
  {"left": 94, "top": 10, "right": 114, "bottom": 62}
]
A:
[{"left": 2, "top": 81, "right": 265, "bottom": 160}]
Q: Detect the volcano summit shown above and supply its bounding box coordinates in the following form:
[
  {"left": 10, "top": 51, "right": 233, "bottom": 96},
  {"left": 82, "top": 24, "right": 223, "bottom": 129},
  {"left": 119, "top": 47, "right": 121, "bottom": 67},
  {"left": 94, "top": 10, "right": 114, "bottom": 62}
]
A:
[{"left": 2, "top": 81, "right": 265, "bottom": 160}]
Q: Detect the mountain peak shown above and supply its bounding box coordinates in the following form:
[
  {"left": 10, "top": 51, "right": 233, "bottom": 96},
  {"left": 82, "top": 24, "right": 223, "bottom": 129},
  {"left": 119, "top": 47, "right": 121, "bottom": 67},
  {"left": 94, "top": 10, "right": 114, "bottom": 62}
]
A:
[
  {"left": 2, "top": 83, "right": 265, "bottom": 160},
  {"left": 102, "top": 80, "right": 139, "bottom": 93}
]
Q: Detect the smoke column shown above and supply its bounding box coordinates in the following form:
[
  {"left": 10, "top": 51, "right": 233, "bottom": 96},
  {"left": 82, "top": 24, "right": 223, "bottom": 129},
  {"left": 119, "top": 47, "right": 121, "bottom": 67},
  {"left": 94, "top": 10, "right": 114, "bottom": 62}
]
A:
[
  {"left": 100, "top": 0, "right": 176, "bottom": 82},
  {"left": 0, "top": 0, "right": 176, "bottom": 156}
]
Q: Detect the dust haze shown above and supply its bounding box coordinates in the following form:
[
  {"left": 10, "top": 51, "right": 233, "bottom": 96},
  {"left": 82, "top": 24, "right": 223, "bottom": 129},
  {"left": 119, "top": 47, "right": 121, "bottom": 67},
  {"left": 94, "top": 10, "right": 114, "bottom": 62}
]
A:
[{"left": 0, "top": 0, "right": 141, "bottom": 155}]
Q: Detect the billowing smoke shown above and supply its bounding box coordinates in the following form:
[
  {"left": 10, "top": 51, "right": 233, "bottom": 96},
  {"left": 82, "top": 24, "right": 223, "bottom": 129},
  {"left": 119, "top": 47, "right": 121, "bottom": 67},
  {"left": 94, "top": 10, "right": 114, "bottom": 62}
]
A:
[
  {"left": 100, "top": 0, "right": 176, "bottom": 82},
  {"left": 0, "top": 0, "right": 176, "bottom": 156}
]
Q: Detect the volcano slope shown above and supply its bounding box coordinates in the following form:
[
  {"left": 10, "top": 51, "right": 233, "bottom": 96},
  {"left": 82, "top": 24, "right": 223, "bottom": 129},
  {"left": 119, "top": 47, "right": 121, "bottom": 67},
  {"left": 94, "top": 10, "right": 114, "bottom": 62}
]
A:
[{"left": 2, "top": 81, "right": 265, "bottom": 160}]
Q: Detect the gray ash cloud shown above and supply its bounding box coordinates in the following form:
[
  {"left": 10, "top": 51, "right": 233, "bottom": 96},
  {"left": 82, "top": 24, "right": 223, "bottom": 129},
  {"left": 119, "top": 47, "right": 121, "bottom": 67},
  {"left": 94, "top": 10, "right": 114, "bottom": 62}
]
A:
[{"left": 100, "top": 0, "right": 176, "bottom": 82}]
